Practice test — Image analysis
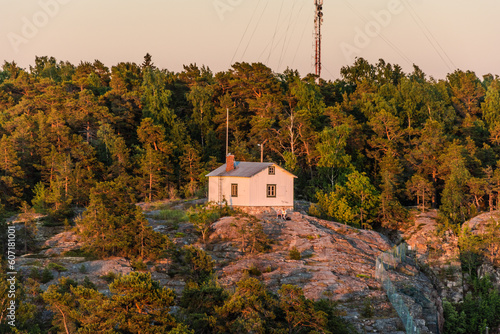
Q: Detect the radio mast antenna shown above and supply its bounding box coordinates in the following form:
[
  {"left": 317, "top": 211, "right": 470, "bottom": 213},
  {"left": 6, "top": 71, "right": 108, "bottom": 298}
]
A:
[{"left": 314, "top": 0, "right": 323, "bottom": 80}]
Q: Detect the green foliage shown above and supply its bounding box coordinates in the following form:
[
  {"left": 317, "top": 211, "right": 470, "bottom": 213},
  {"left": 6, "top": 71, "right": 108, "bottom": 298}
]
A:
[
  {"left": 153, "top": 208, "right": 188, "bottom": 222},
  {"left": 187, "top": 203, "right": 222, "bottom": 242},
  {"left": 180, "top": 245, "right": 215, "bottom": 284},
  {"left": 235, "top": 215, "right": 272, "bottom": 254},
  {"left": 179, "top": 279, "right": 228, "bottom": 333},
  {"left": 47, "top": 262, "right": 68, "bottom": 276},
  {"left": 443, "top": 275, "right": 500, "bottom": 334},
  {"left": 439, "top": 155, "right": 471, "bottom": 226},
  {"left": 62, "top": 248, "right": 97, "bottom": 260},
  {"left": 29, "top": 267, "right": 41, "bottom": 280},
  {"left": 315, "top": 170, "right": 379, "bottom": 229},
  {"left": 42, "top": 272, "right": 181, "bottom": 333},
  {"left": 131, "top": 258, "right": 148, "bottom": 271},
  {"left": 0, "top": 56, "right": 500, "bottom": 240},
  {"left": 458, "top": 226, "right": 484, "bottom": 279},
  {"left": 277, "top": 284, "right": 328, "bottom": 333},
  {"left": 100, "top": 271, "right": 119, "bottom": 283},
  {"left": 82, "top": 276, "right": 97, "bottom": 290},
  {"left": 78, "top": 264, "right": 87, "bottom": 274},
  {"left": 314, "top": 299, "right": 357, "bottom": 334},
  {"left": 361, "top": 298, "right": 375, "bottom": 318},
  {"left": 76, "top": 180, "right": 169, "bottom": 259},
  {"left": 0, "top": 271, "right": 41, "bottom": 332},
  {"left": 289, "top": 247, "right": 301, "bottom": 260},
  {"left": 247, "top": 264, "right": 262, "bottom": 277},
  {"left": 40, "top": 267, "right": 54, "bottom": 283},
  {"left": 215, "top": 277, "right": 276, "bottom": 333}
]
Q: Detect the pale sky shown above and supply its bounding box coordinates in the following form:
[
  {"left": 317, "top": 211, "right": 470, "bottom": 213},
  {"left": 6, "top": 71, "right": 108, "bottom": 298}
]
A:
[{"left": 1, "top": 0, "right": 499, "bottom": 81}]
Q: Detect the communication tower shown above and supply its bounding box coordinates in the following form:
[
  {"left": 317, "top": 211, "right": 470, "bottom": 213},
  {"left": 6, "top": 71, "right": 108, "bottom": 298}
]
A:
[{"left": 314, "top": 0, "right": 323, "bottom": 79}]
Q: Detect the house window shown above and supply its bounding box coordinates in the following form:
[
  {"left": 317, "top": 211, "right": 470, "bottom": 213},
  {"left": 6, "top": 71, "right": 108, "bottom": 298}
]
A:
[
  {"left": 231, "top": 184, "right": 238, "bottom": 197},
  {"left": 268, "top": 166, "right": 275, "bottom": 175},
  {"left": 267, "top": 184, "right": 276, "bottom": 197}
]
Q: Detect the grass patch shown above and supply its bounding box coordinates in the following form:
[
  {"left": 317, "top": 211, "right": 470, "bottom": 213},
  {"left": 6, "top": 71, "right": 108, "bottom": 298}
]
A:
[
  {"left": 356, "top": 274, "right": 371, "bottom": 279},
  {"left": 152, "top": 209, "right": 188, "bottom": 223},
  {"left": 63, "top": 248, "right": 98, "bottom": 260}
]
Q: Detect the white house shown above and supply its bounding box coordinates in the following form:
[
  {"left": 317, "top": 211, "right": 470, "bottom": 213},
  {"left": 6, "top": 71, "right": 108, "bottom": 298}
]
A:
[{"left": 206, "top": 154, "right": 296, "bottom": 210}]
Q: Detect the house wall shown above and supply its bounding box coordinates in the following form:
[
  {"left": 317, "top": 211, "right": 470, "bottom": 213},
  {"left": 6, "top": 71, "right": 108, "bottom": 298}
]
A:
[
  {"left": 208, "top": 165, "right": 294, "bottom": 209},
  {"left": 248, "top": 167, "right": 294, "bottom": 208},
  {"left": 208, "top": 176, "right": 250, "bottom": 206}
]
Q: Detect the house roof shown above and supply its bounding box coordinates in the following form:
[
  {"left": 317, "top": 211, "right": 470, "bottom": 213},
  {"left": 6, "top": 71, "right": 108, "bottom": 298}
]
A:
[{"left": 206, "top": 162, "right": 296, "bottom": 178}]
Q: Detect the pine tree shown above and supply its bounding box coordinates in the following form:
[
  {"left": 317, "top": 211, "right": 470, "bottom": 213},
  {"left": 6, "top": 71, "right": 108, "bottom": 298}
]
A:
[
  {"left": 0, "top": 134, "right": 25, "bottom": 208},
  {"left": 76, "top": 180, "right": 168, "bottom": 259}
]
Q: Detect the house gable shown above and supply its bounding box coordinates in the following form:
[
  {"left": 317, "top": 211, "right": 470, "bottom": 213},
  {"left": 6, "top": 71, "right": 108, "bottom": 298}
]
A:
[{"left": 207, "top": 155, "right": 295, "bottom": 208}]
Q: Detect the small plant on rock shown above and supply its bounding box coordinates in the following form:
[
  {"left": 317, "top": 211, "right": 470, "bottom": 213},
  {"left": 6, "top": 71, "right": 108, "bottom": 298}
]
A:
[
  {"left": 41, "top": 267, "right": 54, "bottom": 283},
  {"left": 47, "top": 262, "right": 68, "bottom": 278},
  {"left": 361, "top": 298, "right": 374, "bottom": 318},
  {"left": 247, "top": 265, "right": 262, "bottom": 277},
  {"left": 289, "top": 247, "right": 301, "bottom": 260},
  {"left": 131, "top": 259, "right": 148, "bottom": 271}
]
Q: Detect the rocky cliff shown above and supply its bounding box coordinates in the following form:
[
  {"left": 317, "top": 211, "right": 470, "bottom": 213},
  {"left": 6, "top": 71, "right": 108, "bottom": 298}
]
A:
[{"left": 13, "top": 204, "right": 499, "bottom": 333}]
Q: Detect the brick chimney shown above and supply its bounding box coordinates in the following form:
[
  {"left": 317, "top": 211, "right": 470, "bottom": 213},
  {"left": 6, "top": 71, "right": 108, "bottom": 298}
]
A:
[{"left": 226, "top": 154, "right": 235, "bottom": 172}]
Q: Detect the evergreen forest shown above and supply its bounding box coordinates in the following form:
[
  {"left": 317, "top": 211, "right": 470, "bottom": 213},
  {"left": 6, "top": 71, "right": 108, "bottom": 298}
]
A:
[
  {"left": 1, "top": 55, "right": 500, "bottom": 333},
  {"left": 1, "top": 55, "right": 500, "bottom": 228}
]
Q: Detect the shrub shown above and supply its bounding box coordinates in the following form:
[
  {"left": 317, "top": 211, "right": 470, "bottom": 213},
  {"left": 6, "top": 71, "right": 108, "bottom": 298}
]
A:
[
  {"left": 47, "top": 262, "right": 67, "bottom": 272},
  {"left": 361, "top": 298, "right": 374, "bottom": 318},
  {"left": 100, "top": 272, "right": 119, "bottom": 283},
  {"left": 289, "top": 247, "right": 301, "bottom": 260},
  {"left": 247, "top": 265, "right": 262, "bottom": 277},
  {"left": 131, "top": 259, "right": 148, "bottom": 271},
  {"left": 29, "top": 267, "right": 41, "bottom": 280},
  {"left": 41, "top": 268, "right": 54, "bottom": 283},
  {"left": 82, "top": 276, "right": 97, "bottom": 290}
]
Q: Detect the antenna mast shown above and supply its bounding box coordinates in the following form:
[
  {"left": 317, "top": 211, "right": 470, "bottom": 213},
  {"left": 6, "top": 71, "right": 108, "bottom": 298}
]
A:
[{"left": 314, "top": 0, "right": 323, "bottom": 80}]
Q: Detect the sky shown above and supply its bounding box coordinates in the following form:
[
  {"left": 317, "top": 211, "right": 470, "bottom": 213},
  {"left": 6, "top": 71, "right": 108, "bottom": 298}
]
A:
[{"left": 1, "top": 0, "right": 499, "bottom": 81}]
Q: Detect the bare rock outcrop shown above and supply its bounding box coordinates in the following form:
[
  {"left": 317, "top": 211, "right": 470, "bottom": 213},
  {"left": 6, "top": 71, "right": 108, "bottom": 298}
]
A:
[
  {"left": 40, "top": 231, "right": 80, "bottom": 256},
  {"left": 402, "top": 210, "right": 464, "bottom": 304},
  {"left": 208, "top": 212, "right": 412, "bottom": 333}
]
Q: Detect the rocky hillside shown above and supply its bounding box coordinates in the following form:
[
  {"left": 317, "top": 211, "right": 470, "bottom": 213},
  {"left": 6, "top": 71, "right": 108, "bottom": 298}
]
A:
[
  {"left": 401, "top": 209, "right": 500, "bottom": 333},
  {"left": 12, "top": 202, "right": 458, "bottom": 334}
]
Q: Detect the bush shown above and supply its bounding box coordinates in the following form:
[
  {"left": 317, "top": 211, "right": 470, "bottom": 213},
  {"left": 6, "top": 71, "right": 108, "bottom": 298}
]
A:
[
  {"left": 79, "top": 264, "right": 87, "bottom": 274},
  {"left": 289, "top": 247, "right": 301, "bottom": 260},
  {"left": 47, "top": 262, "right": 67, "bottom": 273},
  {"left": 82, "top": 276, "right": 97, "bottom": 290},
  {"left": 29, "top": 267, "right": 41, "bottom": 280},
  {"left": 131, "top": 259, "right": 148, "bottom": 271},
  {"left": 100, "top": 272, "right": 119, "bottom": 283},
  {"left": 40, "top": 268, "right": 54, "bottom": 283},
  {"left": 315, "top": 299, "right": 358, "bottom": 334},
  {"left": 247, "top": 265, "right": 262, "bottom": 277},
  {"left": 361, "top": 298, "right": 374, "bottom": 318},
  {"left": 170, "top": 246, "right": 215, "bottom": 284}
]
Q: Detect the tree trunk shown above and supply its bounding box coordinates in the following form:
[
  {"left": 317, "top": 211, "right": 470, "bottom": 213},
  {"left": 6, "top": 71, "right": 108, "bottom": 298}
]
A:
[
  {"left": 149, "top": 172, "right": 152, "bottom": 202},
  {"left": 55, "top": 304, "right": 70, "bottom": 334}
]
